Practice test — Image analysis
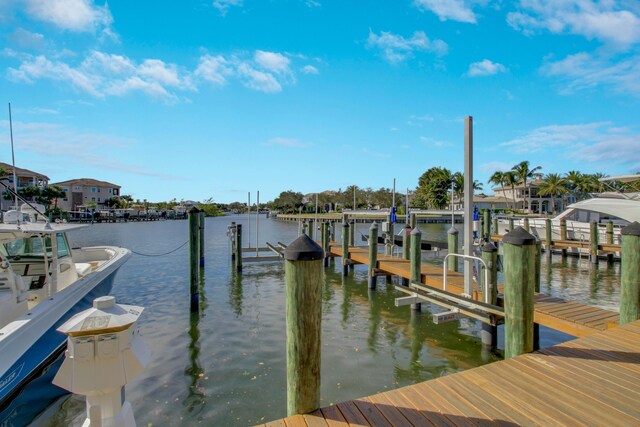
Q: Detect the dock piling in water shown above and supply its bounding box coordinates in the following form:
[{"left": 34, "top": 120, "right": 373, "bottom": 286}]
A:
[
  {"left": 503, "top": 226, "right": 536, "bottom": 358},
  {"left": 189, "top": 207, "right": 200, "bottom": 312},
  {"left": 235, "top": 223, "right": 243, "bottom": 272},
  {"left": 481, "top": 241, "right": 498, "bottom": 353},
  {"left": 321, "top": 221, "right": 330, "bottom": 268},
  {"left": 545, "top": 218, "right": 552, "bottom": 258},
  {"left": 368, "top": 222, "right": 378, "bottom": 289},
  {"left": 409, "top": 227, "right": 422, "bottom": 310},
  {"left": 590, "top": 220, "right": 599, "bottom": 264},
  {"left": 284, "top": 235, "right": 323, "bottom": 416},
  {"left": 483, "top": 209, "right": 490, "bottom": 241},
  {"left": 199, "top": 211, "right": 205, "bottom": 267},
  {"left": 606, "top": 220, "right": 614, "bottom": 263},
  {"left": 620, "top": 222, "right": 640, "bottom": 325},
  {"left": 447, "top": 226, "right": 459, "bottom": 272},
  {"left": 560, "top": 218, "right": 568, "bottom": 257},
  {"left": 341, "top": 222, "right": 349, "bottom": 276}
]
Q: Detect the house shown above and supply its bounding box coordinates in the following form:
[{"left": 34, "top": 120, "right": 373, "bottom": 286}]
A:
[
  {"left": 51, "top": 178, "right": 121, "bottom": 211},
  {"left": 0, "top": 162, "right": 49, "bottom": 211},
  {"left": 491, "top": 179, "right": 575, "bottom": 213}
]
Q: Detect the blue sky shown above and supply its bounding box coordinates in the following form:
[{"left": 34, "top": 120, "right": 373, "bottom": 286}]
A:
[{"left": 0, "top": 0, "right": 638, "bottom": 203}]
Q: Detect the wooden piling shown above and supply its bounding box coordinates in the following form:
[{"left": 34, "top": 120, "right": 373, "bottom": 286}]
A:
[
  {"left": 188, "top": 207, "right": 200, "bottom": 312},
  {"left": 409, "top": 213, "right": 416, "bottom": 229},
  {"left": 483, "top": 209, "right": 490, "bottom": 241},
  {"left": 230, "top": 222, "right": 236, "bottom": 261},
  {"left": 447, "top": 227, "right": 459, "bottom": 272},
  {"left": 545, "top": 218, "right": 552, "bottom": 258},
  {"left": 590, "top": 220, "right": 599, "bottom": 264},
  {"left": 560, "top": 218, "right": 568, "bottom": 257},
  {"left": 235, "top": 223, "right": 243, "bottom": 272},
  {"left": 284, "top": 235, "right": 324, "bottom": 415},
  {"left": 409, "top": 227, "right": 422, "bottom": 310},
  {"left": 199, "top": 211, "right": 205, "bottom": 267},
  {"left": 402, "top": 224, "right": 411, "bottom": 261},
  {"left": 606, "top": 220, "right": 614, "bottom": 263},
  {"left": 620, "top": 222, "right": 640, "bottom": 325},
  {"left": 348, "top": 221, "right": 355, "bottom": 270},
  {"left": 502, "top": 226, "right": 536, "bottom": 358},
  {"left": 341, "top": 222, "right": 349, "bottom": 276},
  {"left": 368, "top": 222, "right": 378, "bottom": 289},
  {"left": 523, "top": 217, "right": 530, "bottom": 232},
  {"left": 534, "top": 238, "right": 541, "bottom": 350},
  {"left": 481, "top": 242, "right": 498, "bottom": 352},
  {"left": 492, "top": 217, "right": 498, "bottom": 237},
  {"left": 322, "top": 222, "right": 330, "bottom": 268},
  {"left": 508, "top": 216, "right": 514, "bottom": 232},
  {"left": 386, "top": 214, "right": 394, "bottom": 257}
]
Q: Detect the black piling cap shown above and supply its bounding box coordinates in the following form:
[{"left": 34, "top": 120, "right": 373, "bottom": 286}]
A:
[
  {"left": 503, "top": 226, "right": 537, "bottom": 246},
  {"left": 284, "top": 234, "right": 324, "bottom": 261},
  {"left": 189, "top": 207, "right": 200, "bottom": 214},
  {"left": 481, "top": 241, "right": 498, "bottom": 253},
  {"left": 370, "top": 222, "right": 378, "bottom": 229},
  {"left": 622, "top": 221, "right": 640, "bottom": 237},
  {"left": 410, "top": 227, "right": 421, "bottom": 236},
  {"left": 343, "top": 221, "right": 350, "bottom": 228},
  {"left": 448, "top": 226, "right": 458, "bottom": 235}
]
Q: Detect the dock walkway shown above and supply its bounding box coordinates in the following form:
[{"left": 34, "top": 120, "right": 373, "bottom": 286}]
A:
[
  {"left": 260, "top": 319, "right": 640, "bottom": 427},
  {"left": 329, "top": 244, "right": 619, "bottom": 337}
]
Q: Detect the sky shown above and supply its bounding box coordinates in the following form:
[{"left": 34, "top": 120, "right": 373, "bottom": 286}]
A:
[{"left": 0, "top": 0, "right": 639, "bottom": 204}]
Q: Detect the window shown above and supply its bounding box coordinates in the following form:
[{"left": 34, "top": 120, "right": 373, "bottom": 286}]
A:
[
  {"left": 56, "top": 233, "right": 70, "bottom": 258},
  {"left": 91, "top": 197, "right": 96, "bottom": 201},
  {"left": 63, "top": 198, "right": 68, "bottom": 201},
  {"left": 109, "top": 189, "right": 112, "bottom": 194},
  {"left": 98, "top": 197, "right": 101, "bottom": 202},
  {"left": 62, "top": 186, "right": 69, "bottom": 191},
  {"left": 91, "top": 188, "right": 96, "bottom": 192},
  {"left": 74, "top": 186, "right": 81, "bottom": 191}
]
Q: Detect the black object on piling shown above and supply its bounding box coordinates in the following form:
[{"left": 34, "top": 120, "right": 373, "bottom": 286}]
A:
[{"left": 188, "top": 207, "right": 200, "bottom": 312}]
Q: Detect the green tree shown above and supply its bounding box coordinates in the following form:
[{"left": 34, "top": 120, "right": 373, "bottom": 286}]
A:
[
  {"left": 40, "top": 186, "right": 67, "bottom": 209},
  {"left": 414, "top": 167, "right": 452, "bottom": 209},
  {"left": 503, "top": 171, "right": 518, "bottom": 210},
  {"left": 512, "top": 161, "right": 542, "bottom": 212},
  {"left": 538, "top": 173, "right": 568, "bottom": 215},
  {"left": 451, "top": 172, "right": 483, "bottom": 206},
  {"left": 271, "top": 190, "right": 304, "bottom": 213}
]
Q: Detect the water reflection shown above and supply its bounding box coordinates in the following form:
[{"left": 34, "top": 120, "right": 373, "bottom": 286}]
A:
[{"left": 229, "top": 271, "right": 243, "bottom": 316}]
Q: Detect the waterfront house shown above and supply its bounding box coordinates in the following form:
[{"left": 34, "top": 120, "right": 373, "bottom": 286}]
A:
[
  {"left": 490, "top": 178, "right": 574, "bottom": 213},
  {"left": 51, "top": 178, "right": 121, "bottom": 211},
  {"left": 0, "top": 162, "right": 49, "bottom": 211}
]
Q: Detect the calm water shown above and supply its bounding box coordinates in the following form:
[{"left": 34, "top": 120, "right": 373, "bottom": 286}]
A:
[{"left": 24, "top": 216, "right": 620, "bottom": 426}]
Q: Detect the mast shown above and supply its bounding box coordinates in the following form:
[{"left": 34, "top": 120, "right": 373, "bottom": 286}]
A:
[{"left": 8, "top": 103, "right": 18, "bottom": 209}]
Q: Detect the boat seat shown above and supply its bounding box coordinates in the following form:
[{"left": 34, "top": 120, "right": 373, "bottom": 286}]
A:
[{"left": 75, "top": 263, "right": 92, "bottom": 276}]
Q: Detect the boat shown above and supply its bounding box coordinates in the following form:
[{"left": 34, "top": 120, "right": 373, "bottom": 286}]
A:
[{"left": 0, "top": 206, "right": 131, "bottom": 422}]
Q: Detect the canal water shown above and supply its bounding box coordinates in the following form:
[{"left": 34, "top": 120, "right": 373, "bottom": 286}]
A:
[{"left": 24, "top": 216, "right": 620, "bottom": 426}]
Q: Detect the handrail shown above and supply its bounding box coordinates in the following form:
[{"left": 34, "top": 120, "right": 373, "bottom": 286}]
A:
[{"left": 443, "top": 253, "right": 490, "bottom": 303}]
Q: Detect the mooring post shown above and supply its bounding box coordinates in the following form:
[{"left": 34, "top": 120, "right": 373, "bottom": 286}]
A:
[
  {"left": 348, "top": 221, "right": 356, "bottom": 270},
  {"left": 508, "top": 216, "right": 514, "bottom": 232},
  {"left": 341, "top": 222, "right": 349, "bottom": 276},
  {"left": 447, "top": 226, "right": 459, "bottom": 272},
  {"left": 199, "top": 210, "right": 205, "bottom": 267},
  {"left": 620, "top": 222, "right": 640, "bottom": 325},
  {"left": 483, "top": 209, "right": 491, "bottom": 241},
  {"left": 523, "top": 217, "right": 530, "bottom": 232},
  {"left": 409, "top": 213, "right": 416, "bottom": 229},
  {"left": 606, "top": 220, "right": 614, "bottom": 263},
  {"left": 410, "top": 227, "right": 422, "bottom": 310},
  {"left": 368, "top": 222, "right": 378, "bottom": 289},
  {"left": 534, "top": 238, "right": 541, "bottom": 351},
  {"left": 188, "top": 207, "right": 200, "bottom": 312},
  {"left": 545, "top": 218, "right": 552, "bottom": 258},
  {"left": 329, "top": 221, "right": 335, "bottom": 243},
  {"left": 492, "top": 216, "right": 498, "bottom": 237},
  {"left": 284, "top": 235, "right": 323, "bottom": 416},
  {"left": 322, "top": 222, "right": 330, "bottom": 268},
  {"left": 590, "top": 220, "right": 599, "bottom": 264},
  {"left": 386, "top": 212, "right": 394, "bottom": 257},
  {"left": 235, "top": 223, "right": 243, "bottom": 272},
  {"left": 503, "top": 226, "right": 536, "bottom": 358},
  {"left": 401, "top": 224, "right": 411, "bottom": 285},
  {"left": 481, "top": 242, "right": 498, "bottom": 354},
  {"left": 560, "top": 218, "right": 568, "bottom": 257},
  {"left": 230, "top": 221, "right": 236, "bottom": 261}
]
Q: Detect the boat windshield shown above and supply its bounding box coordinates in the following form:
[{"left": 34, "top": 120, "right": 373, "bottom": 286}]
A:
[
  {"left": 564, "top": 209, "right": 629, "bottom": 227},
  {"left": 1, "top": 234, "right": 70, "bottom": 259}
]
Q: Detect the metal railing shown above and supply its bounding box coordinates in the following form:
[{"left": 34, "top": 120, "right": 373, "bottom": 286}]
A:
[{"left": 443, "top": 253, "right": 490, "bottom": 303}]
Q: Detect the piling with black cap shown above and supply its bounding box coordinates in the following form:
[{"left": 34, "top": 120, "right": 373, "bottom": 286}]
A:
[
  {"left": 235, "top": 223, "right": 243, "bottom": 272},
  {"left": 492, "top": 216, "right": 498, "bottom": 238},
  {"left": 409, "top": 213, "right": 416, "bottom": 229},
  {"left": 545, "top": 218, "right": 552, "bottom": 258},
  {"left": 503, "top": 226, "right": 536, "bottom": 358},
  {"left": 230, "top": 221, "right": 236, "bottom": 261},
  {"left": 523, "top": 217, "right": 530, "bottom": 232},
  {"left": 410, "top": 227, "right": 422, "bottom": 310},
  {"left": 590, "top": 220, "right": 599, "bottom": 264},
  {"left": 606, "top": 220, "right": 614, "bottom": 263},
  {"left": 483, "top": 209, "right": 491, "bottom": 241},
  {"left": 481, "top": 241, "right": 498, "bottom": 353},
  {"left": 341, "top": 221, "right": 349, "bottom": 276},
  {"left": 447, "top": 226, "right": 459, "bottom": 272},
  {"left": 368, "top": 222, "right": 378, "bottom": 289},
  {"left": 508, "top": 216, "right": 514, "bottom": 232},
  {"left": 401, "top": 224, "right": 411, "bottom": 286},
  {"left": 284, "top": 235, "right": 324, "bottom": 415},
  {"left": 188, "top": 207, "right": 200, "bottom": 312},
  {"left": 321, "top": 221, "right": 330, "bottom": 267},
  {"left": 560, "top": 218, "right": 568, "bottom": 257},
  {"left": 620, "top": 222, "right": 640, "bottom": 325},
  {"left": 199, "top": 210, "right": 205, "bottom": 267},
  {"left": 348, "top": 221, "right": 356, "bottom": 270}
]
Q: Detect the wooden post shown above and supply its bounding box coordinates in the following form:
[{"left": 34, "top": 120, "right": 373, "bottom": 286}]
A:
[
  {"left": 199, "top": 211, "right": 205, "bottom": 267},
  {"left": 401, "top": 224, "right": 411, "bottom": 286},
  {"left": 481, "top": 242, "right": 498, "bottom": 353},
  {"left": 492, "top": 217, "right": 498, "bottom": 237},
  {"left": 447, "top": 227, "right": 459, "bottom": 272},
  {"left": 368, "top": 222, "right": 378, "bottom": 289},
  {"left": 534, "top": 238, "right": 541, "bottom": 351},
  {"left": 230, "top": 222, "right": 236, "bottom": 261},
  {"left": 284, "top": 235, "right": 323, "bottom": 415},
  {"left": 322, "top": 222, "right": 330, "bottom": 268},
  {"left": 523, "top": 217, "right": 530, "bottom": 232},
  {"left": 483, "top": 209, "right": 490, "bottom": 241},
  {"left": 502, "top": 226, "right": 536, "bottom": 358},
  {"left": 386, "top": 213, "right": 394, "bottom": 257},
  {"left": 348, "top": 221, "right": 355, "bottom": 270},
  {"left": 410, "top": 227, "right": 422, "bottom": 310},
  {"left": 560, "top": 218, "right": 567, "bottom": 257},
  {"left": 545, "top": 218, "right": 552, "bottom": 258},
  {"left": 329, "top": 221, "right": 335, "bottom": 243},
  {"left": 341, "top": 222, "right": 349, "bottom": 276},
  {"left": 235, "top": 223, "right": 243, "bottom": 272},
  {"left": 508, "top": 216, "right": 514, "bottom": 232},
  {"left": 620, "top": 222, "right": 640, "bottom": 325},
  {"left": 188, "top": 207, "right": 200, "bottom": 312},
  {"left": 409, "top": 213, "right": 416, "bottom": 229},
  {"left": 590, "top": 220, "right": 599, "bottom": 264},
  {"left": 606, "top": 220, "right": 614, "bottom": 263}
]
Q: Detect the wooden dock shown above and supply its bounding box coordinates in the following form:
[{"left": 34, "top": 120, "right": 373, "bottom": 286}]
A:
[
  {"left": 329, "top": 244, "right": 619, "bottom": 337},
  {"left": 260, "top": 319, "right": 640, "bottom": 427}
]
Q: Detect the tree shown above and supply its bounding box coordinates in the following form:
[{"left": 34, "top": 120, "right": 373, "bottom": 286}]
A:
[
  {"left": 503, "top": 171, "right": 518, "bottom": 210},
  {"left": 414, "top": 167, "right": 452, "bottom": 209},
  {"left": 451, "top": 172, "right": 483, "bottom": 206},
  {"left": 512, "top": 161, "right": 542, "bottom": 212},
  {"left": 271, "top": 190, "right": 304, "bottom": 213},
  {"left": 538, "top": 173, "right": 568, "bottom": 215},
  {"left": 488, "top": 171, "right": 506, "bottom": 205},
  {"left": 41, "top": 186, "right": 67, "bottom": 209}
]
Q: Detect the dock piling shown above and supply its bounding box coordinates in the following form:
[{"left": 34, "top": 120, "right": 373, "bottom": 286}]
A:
[
  {"left": 188, "top": 207, "right": 200, "bottom": 312},
  {"left": 447, "top": 227, "right": 459, "bottom": 272},
  {"left": 322, "top": 222, "right": 330, "bottom": 268},
  {"left": 503, "top": 226, "right": 536, "bottom": 358},
  {"left": 341, "top": 222, "right": 349, "bottom": 276},
  {"left": 284, "top": 235, "right": 323, "bottom": 416},
  {"left": 481, "top": 242, "right": 498, "bottom": 353},
  {"left": 590, "top": 220, "right": 599, "bottom": 264},
  {"left": 483, "top": 209, "right": 490, "bottom": 241},
  {"left": 368, "top": 222, "right": 378, "bottom": 289},
  {"left": 199, "top": 211, "right": 205, "bottom": 267},
  {"left": 620, "top": 222, "right": 640, "bottom": 325},
  {"left": 235, "top": 223, "right": 243, "bottom": 272},
  {"left": 560, "top": 218, "right": 568, "bottom": 257},
  {"left": 606, "top": 220, "right": 614, "bottom": 263},
  {"left": 545, "top": 218, "right": 552, "bottom": 258},
  {"left": 508, "top": 216, "right": 514, "bottom": 232},
  {"left": 523, "top": 217, "right": 530, "bottom": 232},
  {"left": 410, "top": 227, "right": 422, "bottom": 310}
]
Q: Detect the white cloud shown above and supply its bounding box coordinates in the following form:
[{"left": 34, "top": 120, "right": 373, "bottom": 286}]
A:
[
  {"left": 212, "top": 0, "right": 243, "bottom": 16},
  {"left": 501, "top": 122, "right": 640, "bottom": 168},
  {"left": 541, "top": 52, "right": 640, "bottom": 96},
  {"left": 194, "top": 54, "right": 233, "bottom": 86},
  {"left": 367, "top": 30, "right": 448, "bottom": 64},
  {"left": 481, "top": 161, "right": 514, "bottom": 173},
  {"left": 9, "top": 28, "right": 45, "bottom": 50},
  {"left": 254, "top": 51, "right": 291, "bottom": 74},
  {"left": 24, "top": 0, "right": 113, "bottom": 33},
  {"left": 267, "top": 137, "right": 307, "bottom": 148},
  {"left": 237, "top": 63, "right": 282, "bottom": 93},
  {"left": 466, "top": 59, "right": 508, "bottom": 77},
  {"left": 414, "top": 0, "right": 477, "bottom": 23},
  {"left": 301, "top": 65, "right": 319, "bottom": 75},
  {"left": 420, "top": 136, "right": 452, "bottom": 147},
  {"left": 306, "top": 0, "right": 321, "bottom": 7},
  {"left": 507, "top": 1, "right": 640, "bottom": 48}
]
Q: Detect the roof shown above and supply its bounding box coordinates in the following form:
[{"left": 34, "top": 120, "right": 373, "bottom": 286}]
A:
[
  {"left": 0, "top": 162, "right": 49, "bottom": 180},
  {"left": 51, "top": 178, "right": 121, "bottom": 188}
]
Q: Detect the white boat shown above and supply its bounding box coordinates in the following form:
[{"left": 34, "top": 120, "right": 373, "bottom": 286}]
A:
[{"left": 0, "top": 213, "right": 130, "bottom": 417}]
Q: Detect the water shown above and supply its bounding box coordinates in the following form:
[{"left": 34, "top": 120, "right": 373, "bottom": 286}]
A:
[{"left": 19, "top": 217, "right": 620, "bottom": 426}]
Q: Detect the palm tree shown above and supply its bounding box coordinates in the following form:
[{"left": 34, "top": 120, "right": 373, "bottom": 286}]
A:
[
  {"left": 512, "top": 161, "right": 542, "bottom": 213},
  {"left": 488, "top": 171, "right": 506, "bottom": 206},
  {"left": 503, "top": 171, "right": 518, "bottom": 210},
  {"left": 538, "top": 173, "right": 568, "bottom": 215}
]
